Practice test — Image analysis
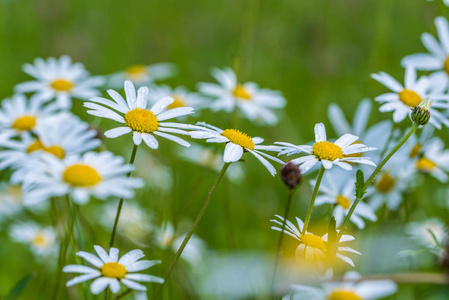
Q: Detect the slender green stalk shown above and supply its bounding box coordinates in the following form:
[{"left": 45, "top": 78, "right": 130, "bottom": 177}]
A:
[
  {"left": 302, "top": 165, "right": 325, "bottom": 234},
  {"left": 161, "top": 163, "right": 230, "bottom": 287},
  {"left": 68, "top": 197, "right": 85, "bottom": 252},
  {"left": 108, "top": 144, "right": 139, "bottom": 248}
]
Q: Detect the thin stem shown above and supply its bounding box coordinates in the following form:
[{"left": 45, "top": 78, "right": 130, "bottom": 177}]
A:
[
  {"left": 108, "top": 144, "right": 139, "bottom": 248},
  {"left": 69, "top": 199, "right": 85, "bottom": 252},
  {"left": 271, "top": 189, "right": 294, "bottom": 293},
  {"left": 302, "top": 165, "right": 325, "bottom": 234},
  {"left": 161, "top": 163, "right": 230, "bottom": 288}
]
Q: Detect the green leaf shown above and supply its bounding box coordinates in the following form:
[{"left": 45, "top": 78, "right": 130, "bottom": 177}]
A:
[
  {"left": 355, "top": 169, "right": 366, "bottom": 198},
  {"left": 5, "top": 273, "right": 34, "bottom": 300}
]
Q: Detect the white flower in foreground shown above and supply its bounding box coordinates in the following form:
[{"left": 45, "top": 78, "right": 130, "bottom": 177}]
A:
[
  {"left": 313, "top": 170, "right": 377, "bottom": 229},
  {"left": 15, "top": 55, "right": 105, "bottom": 109},
  {"left": 10, "top": 222, "right": 57, "bottom": 257},
  {"left": 277, "top": 123, "right": 376, "bottom": 174},
  {"left": 198, "top": 67, "right": 286, "bottom": 125},
  {"left": 284, "top": 271, "right": 397, "bottom": 300},
  {"left": 371, "top": 66, "right": 449, "bottom": 128},
  {"left": 85, "top": 80, "right": 193, "bottom": 149},
  {"left": 270, "top": 215, "right": 361, "bottom": 267},
  {"left": 189, "top": 122, "right": 284, "bottom": 176},
  {"left": 108, "top": 63, "right": 177, "bottom": 88},
  {"left": 22, "top": 151, "right": 144, "bottom": 205},
  {"left": 414, "top": 137, "right": 449, "bottom": 182},
  {"left": 148, "top": 85, "right": 207, "bottom": 111},
  {"left": 0, "top": 94, "right": 59, "bottom": 136},
  {"left": 63, "top": 245, "right": 163, "bottom": 295},
  {"left": 406, "top": 218, "right": 447, "bottom": 257}
]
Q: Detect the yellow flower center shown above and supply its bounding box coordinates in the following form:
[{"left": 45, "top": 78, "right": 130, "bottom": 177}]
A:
[
  {"left": 232, "top": 85, "right": 251, "bottom": 100},
  {"left": 312, "top": 141, "right": 344, "bottom": 161},
  {"left": 63, "top": 164, "right": 102, "bottom": 187},
  {"left": 100, "top": 262, "right": 127, "bottom": 279},
  {"left": 416, "top": 157, "right": 437, "bottom": 172},
  {"left": 125, "top": 65, "right": 148, "bottom": 80},
  {"left": 328, "top": 289, "right": 362, "bottom": 300},
  {"left": 221, "top": 129, "right": 255, "bottom": 150},
  {"left": 168, "top": 96, "right": 186, "bottom": 109},
  {"left": 12, "top": 115, "right": 36, "bottom": 131},
  {"left": 124, "top": 108, "right": 159, "bottom": 133},
  {"left": 398, "top": 89, "right": 422, "bottom": 107},
  {"left": 300, "top": 233, "right": 326, "bottom": 251},
  {"left": 26, "top": 140, "right": 65, "bottom": 159},
  {"left": 444, "top": 56, "right": 449, "bottom": 75},
  {"left": 336, "top": 195, "right": 351, "bottom": 209},
  {"left": 32, "top": 233, "right": 49, "bottom": 247},
  {"left": 376, "top": 173, "right": 396, "bottom": 193},
  {"left": 50, "top": 79, "right": 74, "bottom": 92},
  {"left": 409, "top": 143, "right": 422, "bottom": 158}
]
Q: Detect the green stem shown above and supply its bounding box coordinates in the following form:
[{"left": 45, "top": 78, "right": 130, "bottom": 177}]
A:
[
  {"left": 302, "top": 165, "right": 325, "bottom": 234},
  {"left": 68, "top": 198, "right": 85, "bottom": 252},
  {"left": 161, "top": 163, "right": 230, "bottom": 287}
]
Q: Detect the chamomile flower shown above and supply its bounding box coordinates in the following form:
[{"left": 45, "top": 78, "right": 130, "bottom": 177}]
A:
[
  {"left": 313, "top": 170, "right": 377, "bottom": 229},
  {"left": 188, "top": 122, "right": 284, "bottom": 176},
  {"left": 371, "top": 66, "right": 449, "bottom": 128},
  {"left": 270, "top": 215, "right": 361, "bottom": 267},
  {"left": 108, "top": 63, "right": 177, "bottom": 88},
  {"left": 84, "top": 80, "right": 193, "bottom": 149},
  {"left": 15, "top": 55, "right": 105, "bottom": 109},
  {"left": 414, "top": 137, "right": 449, "bottom": 182},
  {"left": 148, "top": 85, "right": 207, "bottom": 111},
  {"left": 198, "top": 67, "right": 286, "bottom": 125},
  {"left": 0, "top": 184, "right": 23, "bottom": 219},
  {"left": 22, "top": 151, "right": 144, "bottom": 205},
  {"left": 284, "top": 271, "right": 397, "bottom": 300},
  {"left": 9, "top": 222, "right": 57, "bottom": 257},
  {"left": 277, "top": 123, "right": 376, "bottom": 174},
  {"left": 63, "top": 245, "right": 163, "bottom": 295},
  {"left": 406, "top": 218, "right": 447, "bottom": 257}
]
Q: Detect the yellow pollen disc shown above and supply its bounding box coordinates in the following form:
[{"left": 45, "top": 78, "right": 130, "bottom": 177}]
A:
[
  {"left": 409, "top": 143, "right": 422, "bottom": 158},
  {"left": 328, "top": 289, "right": 362, "bottom": 300},
  {"left": 312, "top": 141, "right": 343, "bottom": 161},
  {"left": 221, "top": 129, "right": 255, "bottom": 150},
  {"left": 50, "top": 79, "right": 74, "bottom": 92},
  {"left": 336, "top": 195, "right": 351, "bottom": 209},
  {"left": 12, "top": 115, "right": 37, "bottom": 131},
  {"left": 168, "top": 96, "right": 186, "bottom": 109},
  {"left": 26, "top": 140, "right": 65, "bottom": 159},
  {"left": 124, "top": 108, "right": 159, "bottom": 133},
  {"left": 232, "top": 85, "right": 252, "bottom": 100},
  {"left": 100, "top": 262, "right": 127, "bottom": 279},
  {"left": 444, "top": 56, "right": 449, "bottom": 75},
  {"left": 125, "top": 65, "right": 148, "bottom": 80},
  {"left": 376, "top": 173, "right": 395, "bottom": 193},
  {"left": 300, "top": 233, "right": 326, "bottom": 251},
  {"left": 63, "top": 164, "right": 102, "bottom": 187},
  {"left": 416, "top": 157, "right": 437, "bottom": 172},
  {"left": 26, "top": 140, "right": 45, "bottom": 153},
  {"left": 32, "top": 233, "right": 48, "bottom": 247},
  {"left": 398, "top": 89, "right": 422, "bottom": 107}
]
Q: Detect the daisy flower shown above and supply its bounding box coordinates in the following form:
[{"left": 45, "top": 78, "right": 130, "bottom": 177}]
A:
[
  {"left": 270, "top": 215, "right": 361, "bottom": 267},
  {"left": 148, "top": 85, "right": 207, "bottom": 111},
  {"left": 198, "top": 67, "right": 286, "bottom": 125},
  {"left": 277, "top": 123, "right": 376, "bottom": 174},
  {"left": 284, "top": 271, "right": 397, "bottom": 300},
  {"left": 9, "top": 222, "right": 57, "bottom": 257},
  {"left": 22, "top": 151, "right": 144, "bottom": 205},
  {"left": 0, "top": 94, "right": 59, "bottom": 136},
  {"left": 15, "top": 55, "right": 105, "bottom": 109},
  {"left": 312, "top": 170, "right": 377, "bottom": 229},
  {"left": 371, "top": 66, "right": 449, "bottom": 128},
  {"left": 414, "top": 137, "right": 449, "bottom": 182},
  {"left": 63, "top": 245, "right": 163, "bottom": 295},
  {"left": 188, "top": 122, "right": 284, "bottom": 176},
  {"left": 108, "top": 63, "right": 177, "bottom": 88},
  {"left": 0, "top": 184, "right": 23, "bottom": 219},
  {"left": 406, "top": 218, "right": 447, "bottom": 257},
  {"left": 84, "top": 80, "right": 193, "bottom": 149}
]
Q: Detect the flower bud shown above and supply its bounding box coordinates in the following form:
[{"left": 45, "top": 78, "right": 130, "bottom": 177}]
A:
[
  {"left": 411, "top": 97, "right": 433, "bottom": 125},
  {"left": 280, "top": 161, "right": 302, "bottom": 189}
]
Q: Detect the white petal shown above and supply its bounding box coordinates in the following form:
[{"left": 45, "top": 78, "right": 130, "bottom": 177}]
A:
[
  {"left": 314, "top": 123, "right": 327, "bottom": 142},
  {"left": 105, "top": 127, "right": 132, "bottom": 138},
  {"left": 133, "top": 131, "right": 143, "bottom": 145},
  {"left": 223, "top": 143, "right": 243, "bottom": 162},
  {"left": 90, "top": 277, "right": 110, "bottom": 295}
]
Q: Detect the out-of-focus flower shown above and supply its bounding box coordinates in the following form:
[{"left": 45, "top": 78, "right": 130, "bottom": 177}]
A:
[
  {"left": 406, "top": 218, "right": 447, "bottom": 257},
  {"left": 134, "top": 154, "right": 173, "bottom": 193},
  {"left": 108, "top": 63, "right": 177, "bottom": 88},
  {"left": 9, "top": 222, "right": 57, "bottom": 257},
  {"left": 85, "top": 80, "right": 193, "bottom": 149},
  {"left": 198, "top": 67, "right": 286, "bottom": 125},
  {"left": 148, "top": 85, "right": 207, "bottom": 112},
  {"left": 0, "top": 184, "right": 23, "bottom": 219},
  {"left": 15, "top": 55, "right": 105, "bottom": 109},
  {"left": 414, "top": 137, "right": 449, "bottom": 182},
  {"left": 189, "top": 122, "right": 284, "bottom": 176},
  {"left": 63, "top": 245, "right": 163, "bottom": 295},
  {"left": 277, "top": 123, "right": 376, "bottom": 174}
]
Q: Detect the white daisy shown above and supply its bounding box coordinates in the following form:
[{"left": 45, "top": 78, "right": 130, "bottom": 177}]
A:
[
  {"left": 0, "top": 184, "right": 23, "bottom": 219},
  {"left": 9, "top": 222, "right": 57, "bottom": 257},
  {"left": 22, "top": 151, "right": 144, "bottom": 205},
  {"left": 414, "top": 137, "right": 449, "bottom": 182},
  {"left": 108, "top": 63, "right": 177, "bottom": 88},
  {"left": 63, "top": 245, "right": 163, "bottom": 295},
  {"left": 284, "top": 271, "right": 397, "bottom": 300},
  {"left": 188, "top": 122, "right": 284, "bottom": 176},
  {"left": 270, "top": 215, "right": 361, "bottom": 267},
  {"left": 312, "top": 170, "right": 377, "bottom": 229},
  {"left": 84, "top": 80, "right": 193, "bottom": 149},
  {"left": 406, "top": 218, "right": 447, "bottom": 257},
  {"left": 15, "top": 55, "right": 105, "bottom": 109},
  {"left": 371, "top": 66, "right": 449, "bottom": 128},
  {"left": 148, "top": 85, "right": 207, "bottom": 111},
  {"left": 276, "top": 123, "right": 376, "bottom": 174},
  {"left": 198, "top": 67, "right": 286, "bottom": 125}
]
